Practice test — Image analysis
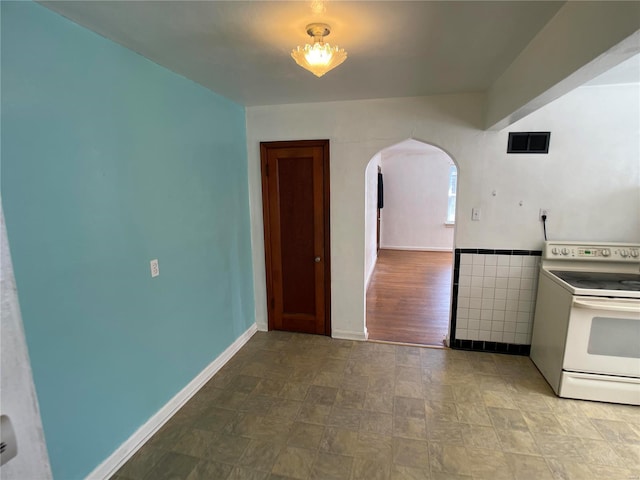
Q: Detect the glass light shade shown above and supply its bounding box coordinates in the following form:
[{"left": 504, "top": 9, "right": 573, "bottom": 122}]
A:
[{"left": 291, "top": 41, "right": 347, "bottom": 77}]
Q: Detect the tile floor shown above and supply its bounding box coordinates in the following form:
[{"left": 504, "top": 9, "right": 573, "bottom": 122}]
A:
[{"left": 112, "top": 332, "right": 640, "bottom": 480}]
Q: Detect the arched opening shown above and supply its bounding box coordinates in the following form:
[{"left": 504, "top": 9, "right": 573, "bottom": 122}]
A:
[{"left": 364, "top": 138, "right": 459, "bottom": 346}]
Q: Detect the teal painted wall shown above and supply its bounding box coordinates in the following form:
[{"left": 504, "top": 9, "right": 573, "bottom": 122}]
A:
[{"left": 1, "top": 2, "right": 255, "bottom": 478}]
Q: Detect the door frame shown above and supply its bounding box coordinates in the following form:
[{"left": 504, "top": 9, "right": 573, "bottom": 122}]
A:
[{"left": 260, "top": 139, "right": 332, "bottom": 336}]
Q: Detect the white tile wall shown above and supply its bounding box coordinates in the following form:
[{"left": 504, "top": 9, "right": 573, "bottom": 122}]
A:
[{"left": 455, "top": 253, "right": 539, "bottom": 345}]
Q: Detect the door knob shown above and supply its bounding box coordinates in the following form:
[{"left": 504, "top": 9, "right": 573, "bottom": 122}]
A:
[{"left": 314, "top": 256, "right": 321, "bottom": 263}]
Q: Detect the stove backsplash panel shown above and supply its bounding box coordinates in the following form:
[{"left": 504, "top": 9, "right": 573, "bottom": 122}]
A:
[{"left": 451, "top": 249, "right": 542, "bottom": 353}]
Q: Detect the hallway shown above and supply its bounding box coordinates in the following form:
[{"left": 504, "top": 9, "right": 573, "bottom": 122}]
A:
[{"left": 366, "top": 250, "right": 452, "bottom": 346}]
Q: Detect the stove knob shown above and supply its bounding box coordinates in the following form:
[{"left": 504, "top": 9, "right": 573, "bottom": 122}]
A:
[
  {"left": 561, "top": 248, "right": 570, "bottom": 256},
  {"left": 631, "top": 249, "right": 639, "bottom": 258},
  {"left": 601, "top": 248, "right": 611, "bottom": 257},
  {"left": 551, "top": 247, "right": 559, "bottom": 255},
  {"left": 620, "top": 249, "right": 629, "bottom": 258}
]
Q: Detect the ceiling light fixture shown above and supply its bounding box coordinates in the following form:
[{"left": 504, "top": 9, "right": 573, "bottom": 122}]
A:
[{"left": 291, "top": 23, "right": 347, "bottom": 77}]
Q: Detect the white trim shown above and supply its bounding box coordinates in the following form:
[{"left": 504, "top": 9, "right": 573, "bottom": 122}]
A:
[
  {"left": 365, "top": 253, "right": 379, "bottom": 291},
  {"left": 380, "top": 246, "right": 453, "bottom": 252},
  {"left": 86, "top": 323, "right": 258, "bottom": 480},
  {"left": 332, "top": 328, "right": 368, "bottom": 341}
]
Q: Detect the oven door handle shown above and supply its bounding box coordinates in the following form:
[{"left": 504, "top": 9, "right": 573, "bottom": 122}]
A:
[{"left": 573, "top": 299, "right": 640, "bottom": 313}]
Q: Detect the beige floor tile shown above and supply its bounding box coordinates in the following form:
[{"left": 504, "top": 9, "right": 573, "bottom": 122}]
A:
[
  {"left": 455, "top": 402, "right": 492, "bottom": 426},
  {"left": 271, "top": 446, "right": 316, "bottom": 480},
  {"left": 496, "top": 429, "right": 541, "bottom": 455},
  {"left": 319, "top": 427, "right": 359, "bottom": 456},
  {"left": 452, "top": 385, "right": 484, "bottom": 404},
  {"left": 115, "top": 446, "right": 165, "bottom": 479},
  {"left": 254, "top": 378, "right": 286, "bottom": 396},
  {"left": 466, "top": 447, "right": 513, "bottom": 480},
  {"left": 287, "top": 422, "right": 325, "bottom": 450},
  {"left": 341, "top": 374, "right": 370, "bottom": 392},
  {"left": 612, "top": 442, "right": 640, "bottom": 465},
  {"left": 223, "top": 412, "right": 263, "bottom": 436},
  {"left": 306, "top": 385, "right": 338, "bottom": 406},
  {"left": 327, "top": 406, "right": 363, "bottom": 430},
  {"left": 460, "top": 424, "right": 502, "bottom": 451},
  {"left": 354, "top": 431, "right": 393, "bottom": 458},
  {"left": 279, "top": 382, "right": 310, "bottom": 401},
  {"left": 336, "top": 388, "right": 366, "bottom": 409},
  {"left": 251, "top": 416, "right": 294, "bottom": 440},
  {"left": 395, "top": 396, "right": 427, "bottom": 418},
  {"left": 427, "top": 442, "right": 470, "bottom": 475},
  {"left": 227, "top": 465, "right": 269, "bottom": 480},
  {"left": 422, "top": 383, "right": 454, "bottom": 403},
  {"left": 360, "top": 412, "right": 394, "bottom": 435},
  {"left": 268, "top": 399, "right": 303, "bottom": 420},
  {"left": 389, "top": 464, "right": 431, "bottom": 479},
  {"left": 588, "top": 464, "right": 640, "bottom": 480},
  {"left": 590, "top": 418, "right": 640, "bottom": 445},
  {"left": 429, "top": 472, "right": 471, "bottom": 480},
  {"left": 554, "top": 413, "right": 603, "bottom": 440},
  {"left": 482, "top": 390, "right": 517, "bottom": 409},
  {"left": 531, "top": 433, "right": 582, "bottom": 459},
  {"left": 364, "top": 391, "right": 395, "bottom": 413},
  {"left": 313, "top": 371, "right": 343, "bottom": 388},
  {"left": 352, "top": 455, "right": 392, "bottom": 479},
  {"left": 504, "top": 453, "right": 554, "bottom": 480},
  {"left": 487, "top": 407, "right": 529, "bottom": 432},
  {"left": 425, "top": 400, "right": 458, "bottom": 422},
  {"left": 521, "top": 411, "right": 566, "bottom": 435},
  {"left": 393, "top": 416, "right": 428, "bottom": 440},
  {"left": 395, "top": 380, "right": 425, "bottom": 398},
  {"left": 240, "top": 394, "right": 279, "bottom": 415},
  {"left": 310, "top": 452, "right": 353, "bottom": 480},
  {"left": 141, "top": 452, "right": 199, "bottom": 480},
  {"left": 512, "top": 392, "right": 553, "bottom": 412},
  {"left": 368, "top": 374, "right": 396, "bottom": 394},
  {"left": 426, "top": 420, "right": 465, "bottom": 445},
  {"left": 186, "top": 460, "right": 233, "bottom": 480},
  {"left": 545, "top": 458, "right": 597, "bottom": 480},
  {"left": 578, "top": 438, "right": 626, "bottom": 467},
  {"left": 396, "top": 366, "right": 422, "bottom": 382},
  {"left": 393, "top": 438, "right": 429, "bottom": 469},
  {"left": 296, "top": 404, "right": 331, "bottom": 425},
  {"left": 240, "top": 437, "right": 287, "bottom": 472}
]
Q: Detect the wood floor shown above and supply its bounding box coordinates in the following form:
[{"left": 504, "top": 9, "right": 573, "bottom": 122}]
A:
[{"left": 366, "top": 249, "right": 452, "bottom": 346}]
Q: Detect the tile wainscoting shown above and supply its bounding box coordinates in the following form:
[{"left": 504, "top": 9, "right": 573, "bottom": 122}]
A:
[{"left": 451, "top": 249, "right": 542, "bottom": 354}]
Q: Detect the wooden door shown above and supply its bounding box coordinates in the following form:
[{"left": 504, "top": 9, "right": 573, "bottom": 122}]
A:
[{"left": 260, "top": 140, "right": 331, "bottom": 335}]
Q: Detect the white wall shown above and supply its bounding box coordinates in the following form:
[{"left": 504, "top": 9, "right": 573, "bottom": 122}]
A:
[
  {"left": 0, "top": 207, "right": 52, "bottom": 480},
  {"left": 380, "top": 148, "right": 455, "bottom": 251},
  {"left": 246, "top": 85, "right": 640, "bottom": 340},
  {"left": 364, "top": 153, "right": 381, "bottom": 288}
]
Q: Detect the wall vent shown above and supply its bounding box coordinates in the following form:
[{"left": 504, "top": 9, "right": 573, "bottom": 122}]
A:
[{"left": 507, "top": 132, "right": 550, "bottom": 154}]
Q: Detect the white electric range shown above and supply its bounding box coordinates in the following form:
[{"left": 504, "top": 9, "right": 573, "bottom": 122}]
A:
[{"left": 530, "top": 241, "right": 640, "bottom": 405}]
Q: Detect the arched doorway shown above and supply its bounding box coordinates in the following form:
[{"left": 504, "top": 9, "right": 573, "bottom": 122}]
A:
[{"left": 364, "top": 139, "right": 458, "bottom": 346}]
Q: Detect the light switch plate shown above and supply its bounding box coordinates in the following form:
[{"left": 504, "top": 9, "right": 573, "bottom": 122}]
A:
[
  {"left": 472, "top": 208, "right": 481, "bottom": 221},
  {"left": 150, "top": 259, "right": 159, "bottom": 278}
]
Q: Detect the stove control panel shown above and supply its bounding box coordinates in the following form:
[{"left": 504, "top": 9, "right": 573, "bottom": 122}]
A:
[{"left": 546, "top": 242, "right": 640, "bottom": 262}]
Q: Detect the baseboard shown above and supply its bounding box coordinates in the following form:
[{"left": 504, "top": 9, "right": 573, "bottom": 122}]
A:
[
  {"left": 332, "top": 328, "right": 367, "bottom": 341},
  {"left": 86, "top": 323, "right": 258, "bottom": 480},
  {"left": 380, "top": 246, "right": 453, "bottom": 252}
]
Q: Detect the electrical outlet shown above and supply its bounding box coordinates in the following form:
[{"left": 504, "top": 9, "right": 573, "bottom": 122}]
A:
[
  {"left": 471, "top": 208, "right": 481, "bottom": 221},
  {"left": 539, "top": 208, "right": 549, "bottom": 220},
  {"left": 150, "top": 259, "right": 159, "bottom": 278}
]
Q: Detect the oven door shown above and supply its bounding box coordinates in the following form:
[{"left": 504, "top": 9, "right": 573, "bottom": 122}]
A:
[{"left": 563, "top": 296, "right": 640, "bottom": 378}]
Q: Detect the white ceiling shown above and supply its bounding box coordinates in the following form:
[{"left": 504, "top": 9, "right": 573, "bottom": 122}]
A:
[{"left": 42, "top": 0, "right": 569, "bottom": 107}]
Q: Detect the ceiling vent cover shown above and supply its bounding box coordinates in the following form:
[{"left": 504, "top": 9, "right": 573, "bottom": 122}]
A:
[{"left": 507, "top": 132, "right": 550, "bottom": 154}]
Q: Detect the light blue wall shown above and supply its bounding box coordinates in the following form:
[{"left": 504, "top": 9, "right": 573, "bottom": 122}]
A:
[{"left": 1, "top": 2, "right": 255, "bottom": 478}]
